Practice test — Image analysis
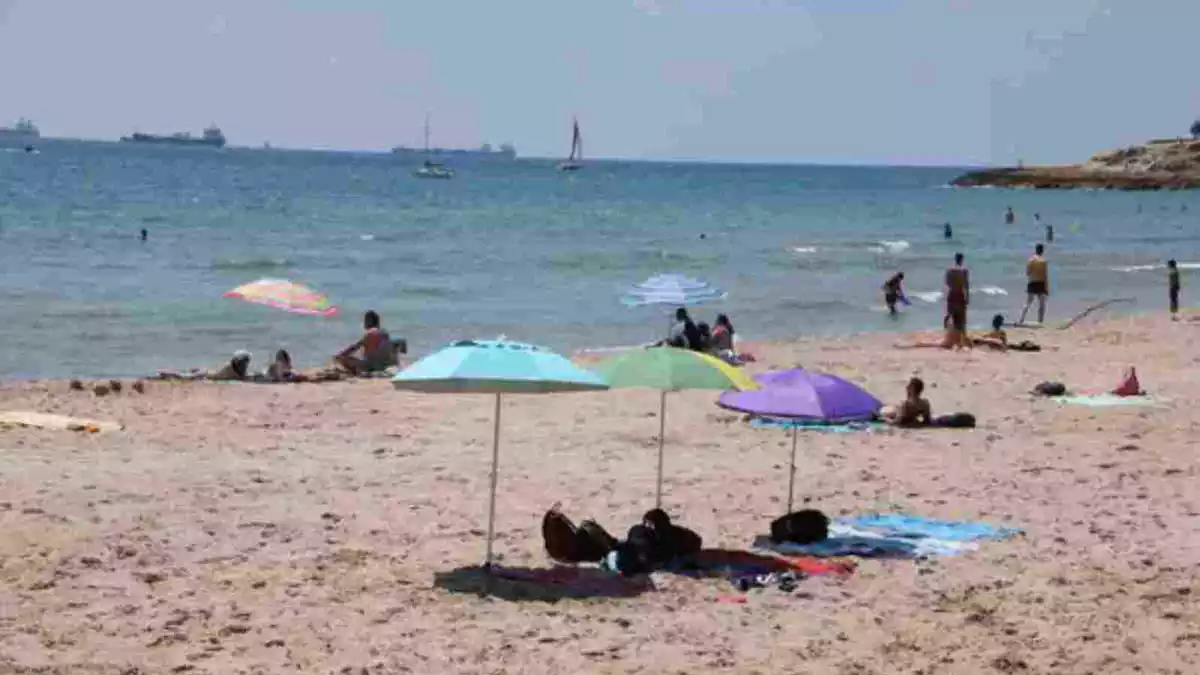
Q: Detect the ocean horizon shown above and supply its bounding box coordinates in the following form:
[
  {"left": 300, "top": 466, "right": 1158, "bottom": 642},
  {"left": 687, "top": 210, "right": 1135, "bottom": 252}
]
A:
[{"left": 2, "top": 139, "right": 1197, "bottom": 380}]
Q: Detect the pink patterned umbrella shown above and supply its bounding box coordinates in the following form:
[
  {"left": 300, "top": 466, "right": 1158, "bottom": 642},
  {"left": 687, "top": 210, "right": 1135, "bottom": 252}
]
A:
[{"left": 223, "top": 278, "right": 338, "bottom": 317}]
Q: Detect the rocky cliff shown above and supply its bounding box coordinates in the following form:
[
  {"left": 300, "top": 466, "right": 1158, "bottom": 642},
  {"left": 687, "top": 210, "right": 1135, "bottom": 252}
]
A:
[{"left": 952, "top": 139, "right": 1200, "bottom": 190}]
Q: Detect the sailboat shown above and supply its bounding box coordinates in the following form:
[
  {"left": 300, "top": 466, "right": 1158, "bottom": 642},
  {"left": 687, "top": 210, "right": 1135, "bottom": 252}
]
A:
[
  {"left": 558, "top": 117, "right": 583, "bottom": 171},
  {"left": 413, "top": 113, "right": 455, "bottom": 179}
]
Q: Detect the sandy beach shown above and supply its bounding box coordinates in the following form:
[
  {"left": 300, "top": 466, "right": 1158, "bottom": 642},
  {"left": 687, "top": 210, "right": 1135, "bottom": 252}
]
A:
[{"left": 2, "top": 314, "right": 1199, "bottom": 675}]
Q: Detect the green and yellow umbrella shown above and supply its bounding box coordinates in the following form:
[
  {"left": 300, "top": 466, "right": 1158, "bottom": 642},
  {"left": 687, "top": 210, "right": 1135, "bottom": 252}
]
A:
[{"left": 592, "top": 347, "right": 758, "bottom": 507}]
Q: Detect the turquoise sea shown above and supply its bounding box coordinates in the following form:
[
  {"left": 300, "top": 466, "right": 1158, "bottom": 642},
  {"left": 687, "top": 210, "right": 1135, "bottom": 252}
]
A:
[{"left": 1, "top": 140, "right": 1197, "bottom": 379}]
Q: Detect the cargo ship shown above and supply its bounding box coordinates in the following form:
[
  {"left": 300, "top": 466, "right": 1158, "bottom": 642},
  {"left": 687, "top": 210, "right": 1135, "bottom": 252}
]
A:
[
  {"left": 121, "top": 125, "right": 226, "bottom": 148},
  {"left": 0, "top": 118, "right": 40, "bottom": 142}
]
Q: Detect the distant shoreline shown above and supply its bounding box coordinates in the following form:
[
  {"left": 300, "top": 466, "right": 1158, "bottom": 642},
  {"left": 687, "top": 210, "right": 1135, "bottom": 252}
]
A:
[{"left": 952, "top": 138, "right": 1200, "bottom": 190}]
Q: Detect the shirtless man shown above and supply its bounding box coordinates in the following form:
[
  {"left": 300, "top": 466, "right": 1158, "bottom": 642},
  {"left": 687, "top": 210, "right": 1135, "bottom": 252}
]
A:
[
  {"left": 944, "top": 253, "right": 970, "bottom": 348},
  {"left": 335, "top": 310, "right": 405, "bottom": 374},
  {"left": 1018, "top": 244, "right": 1049, "bottom": 325},
  {"left": 881, "top": 377, "right": 933, "bottom": 427}
]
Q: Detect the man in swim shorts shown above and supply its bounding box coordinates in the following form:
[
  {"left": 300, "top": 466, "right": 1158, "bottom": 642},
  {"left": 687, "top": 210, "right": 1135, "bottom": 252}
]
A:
[
  {"left": 944, "top": 253, "right": 970, "bottom": 347},
  {"left": 335, "top": 310, "right": 403, "bottom": 374},
  {"left": 1018, "top": 243, "right": 1049, "bottom": 325}
]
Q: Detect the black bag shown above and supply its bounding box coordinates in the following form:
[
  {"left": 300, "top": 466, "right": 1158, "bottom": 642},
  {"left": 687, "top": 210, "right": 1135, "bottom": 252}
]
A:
[
  {"left": 770, "top": 509, "right": 830, "bottom": 544},
  {"left": 640, "top": 509, "right": 702, "bottom": 564},
  {"left": 1032, "top": 381, "right": 1066, "bottom": 396},
  {"left": 933, "top": 412, "right": 976, "bottom": 428},
  {"left": 542, "top": 506, "right": 615, "bottom": 564}
]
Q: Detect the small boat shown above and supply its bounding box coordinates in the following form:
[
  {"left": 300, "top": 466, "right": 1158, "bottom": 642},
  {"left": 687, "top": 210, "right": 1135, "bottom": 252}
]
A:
[
  {"left": 413, "top": 113, "right": 455, "bottom": 179},
  {"left": 558, "top": 117, "right": 583, "bottom": 171}
]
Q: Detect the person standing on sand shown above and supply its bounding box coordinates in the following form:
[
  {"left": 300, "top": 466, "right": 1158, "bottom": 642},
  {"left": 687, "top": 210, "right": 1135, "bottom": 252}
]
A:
[
  {"left": 1018, "top": 244, "right": 1049, "bottom": 325},
  {"left": 1168, "top": 259, "right": 1181, "bottom": 320},
  {"left": 944, "top": 253, "right": 970, "bottom": 347}
]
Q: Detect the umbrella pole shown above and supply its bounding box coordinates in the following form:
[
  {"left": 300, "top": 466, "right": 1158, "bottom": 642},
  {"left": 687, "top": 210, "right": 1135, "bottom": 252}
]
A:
[
  {"left": 787, "top": 425, "right": 798, "bottom": 514},
  {"left": 484, "top": 393, "right": 502, "bottom": 570},
  {"left": 655, "top": 390, "right": 667, "bottom": 509}
]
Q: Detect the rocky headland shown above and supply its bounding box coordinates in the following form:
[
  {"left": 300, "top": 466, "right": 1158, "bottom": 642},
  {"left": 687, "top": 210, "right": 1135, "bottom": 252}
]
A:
[{"left": 952, "top": 138, "right": 1200, "bottom": 190}]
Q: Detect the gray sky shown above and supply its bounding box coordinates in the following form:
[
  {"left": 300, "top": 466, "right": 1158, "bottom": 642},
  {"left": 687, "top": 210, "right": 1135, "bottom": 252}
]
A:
[{"left": 1, "top": 0, "right": 1197, "bottom": 164}]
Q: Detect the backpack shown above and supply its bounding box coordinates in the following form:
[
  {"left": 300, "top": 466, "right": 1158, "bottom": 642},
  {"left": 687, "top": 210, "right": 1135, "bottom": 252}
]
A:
[
  {"left": 770, "top": 509, "right": 830, "bottom": 544},
  {"left": 542, "top": 505, "right": 617, "bottom": 564}
]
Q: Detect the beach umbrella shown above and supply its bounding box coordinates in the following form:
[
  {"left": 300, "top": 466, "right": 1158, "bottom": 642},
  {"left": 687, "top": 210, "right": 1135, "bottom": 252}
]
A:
[
  {"left": 718, "top": 369, "right": 882, "bottom": 512},
  {"left": 620, "top": 273, "right": 726, "bottom": 307},
  {"left": 391, "top": 339, "right": 608, "bottom": 568},
  {"left": 223, "top": 278, "right": 338, "bottom": 317},
  {"left": 591, "top": 347, "right": 757, "bottom": 507}
]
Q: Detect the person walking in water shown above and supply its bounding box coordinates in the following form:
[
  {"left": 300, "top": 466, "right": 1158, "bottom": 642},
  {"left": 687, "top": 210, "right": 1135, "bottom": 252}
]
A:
[
  {"left": 1018, "top": 244, "right": 1049, "bottom": 325},
  {"left": 1168, "top": 259, "right": 1182, "bottom": 321},
  {"left": 1005, "top": 207, "right": 1015, "bottom": 225},
  {"left": 882, "top": 272, "right": 905, "bottom": 317},
  {"left": 140, "top": 228, "right": 148, "bottom": 242},
  {"left": 943, "top": 223, "right": 953, "bottom": 240},
  {"left": 945, "top": 253, "right": 970, "bottom": 348},
  {"left": 1045, "top": 223, "right": 1054, "bottom": 242}
]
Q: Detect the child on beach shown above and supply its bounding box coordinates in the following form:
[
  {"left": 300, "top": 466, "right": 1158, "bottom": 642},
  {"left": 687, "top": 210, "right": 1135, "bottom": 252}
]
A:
[{"left": 1168, "top": 259, "right": 1181, "bottom": 320}]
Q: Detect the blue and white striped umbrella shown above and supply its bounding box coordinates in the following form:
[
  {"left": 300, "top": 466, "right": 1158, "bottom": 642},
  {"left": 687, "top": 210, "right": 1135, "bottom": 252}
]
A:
[{"left": 621, "top": 273, "right": 726, "bottom": 307}]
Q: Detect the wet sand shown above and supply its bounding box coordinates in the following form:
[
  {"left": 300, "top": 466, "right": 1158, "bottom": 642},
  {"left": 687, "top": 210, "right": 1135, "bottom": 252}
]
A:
[{"left": 2, "top": 314, "right": 1199, "bottom": 674}]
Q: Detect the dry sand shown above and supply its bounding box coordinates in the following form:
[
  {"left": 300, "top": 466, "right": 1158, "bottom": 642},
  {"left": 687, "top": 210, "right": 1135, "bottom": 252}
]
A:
[{"left": 2, "top": 315, "right": 1199, "bottom": 674}]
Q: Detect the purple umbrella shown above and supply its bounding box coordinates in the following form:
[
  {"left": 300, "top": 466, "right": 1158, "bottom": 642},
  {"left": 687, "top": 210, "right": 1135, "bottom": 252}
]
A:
[{"left": 718, "top": 369, "right": 882, "bottom": 512}]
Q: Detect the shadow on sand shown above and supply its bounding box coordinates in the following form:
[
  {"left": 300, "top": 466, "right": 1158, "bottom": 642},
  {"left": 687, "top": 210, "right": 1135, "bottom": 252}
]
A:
[{"left": 433, "top": 565, "right": 655, "bottom": 602}]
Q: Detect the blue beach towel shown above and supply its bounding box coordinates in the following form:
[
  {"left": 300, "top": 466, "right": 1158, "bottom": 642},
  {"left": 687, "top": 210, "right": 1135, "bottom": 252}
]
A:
[{"left": 840, "top": 513, "right": 1023, "bottom": 542}]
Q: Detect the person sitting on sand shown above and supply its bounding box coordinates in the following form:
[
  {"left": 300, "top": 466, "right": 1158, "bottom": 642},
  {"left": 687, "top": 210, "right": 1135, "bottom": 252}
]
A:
[
  {"left": 335, "top": 310, "right": 405, "bottom": 374},
  {"left": 664, "top": 308, "right": 703, "bottom": 350},
  {"left": 711, "top": 313, "right": 735, "bottom": 352},
  {"left": 157, "top": 351, "right": 252, "bottom": 382},
  {"left": 880, "top": 377, "right": 933, "bottom": 427},
  {"left": 973, "top": 314, "right": 1009, "bottom": 351}
]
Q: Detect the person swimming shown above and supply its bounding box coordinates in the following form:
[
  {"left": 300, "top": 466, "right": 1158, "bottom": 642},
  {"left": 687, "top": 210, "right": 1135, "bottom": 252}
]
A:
[{"left": 335, "top": 310, "right": 404, "bottom": 374}]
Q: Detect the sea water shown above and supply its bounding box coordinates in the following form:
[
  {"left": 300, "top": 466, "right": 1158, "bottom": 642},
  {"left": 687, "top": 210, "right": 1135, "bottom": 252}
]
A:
[{"left": 1, "top": 140, "right": 1197, "bottom": 379}]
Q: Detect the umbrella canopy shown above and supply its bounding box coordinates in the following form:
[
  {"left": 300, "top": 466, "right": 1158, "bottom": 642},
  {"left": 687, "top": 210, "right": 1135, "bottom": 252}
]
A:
[
  {"left": 592, "top": 347, "right": 757, "bottom": 507},
  {"left": 621, "top": 273, "right": 726, "bottom": 307},
  {"left": 391, "top": 339, "right": 608, "bottom": 568},
  {"left": 223, "top": 278, "right": 338, "bottom": 317},
  {"left": 718, "top": 368, "right": 882, "bottom": 513},
  {"left": 718, "top": 369, "right": 882, "bottom": 422},
  {"left": 594, "top": 346, "right": 757, "bottom": 392}
]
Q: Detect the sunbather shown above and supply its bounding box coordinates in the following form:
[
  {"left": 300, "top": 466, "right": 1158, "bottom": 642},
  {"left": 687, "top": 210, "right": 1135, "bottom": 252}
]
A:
[
  {"left": 880, "top": 377, "right": 933, "bottom": 427},
  {"left": 156, "top": 351, "right": 252, "bottom": 382}
]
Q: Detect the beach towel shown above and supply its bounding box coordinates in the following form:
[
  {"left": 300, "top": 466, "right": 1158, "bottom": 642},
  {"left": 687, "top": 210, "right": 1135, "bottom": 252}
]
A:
[
  {"left": 677, "top": 549, "right": 854, "bottom": 578},
  {"left": 750, "top": 418, "right": 884, "bottom": 433},
  {"left": 490, "top": 566, "right": 654, "bottom": 597},
  {"left": 840, "top": 513, "right": 1022, "bottom": 542},
  {"left": 754, "top": 526, "right": 975, "bottom": 559},
  {"left": 0, "top": 411, "right": 122, "bottom": 433},
  {"left": 1052, "top": 394, "right": 1159, "bottom": 408}
]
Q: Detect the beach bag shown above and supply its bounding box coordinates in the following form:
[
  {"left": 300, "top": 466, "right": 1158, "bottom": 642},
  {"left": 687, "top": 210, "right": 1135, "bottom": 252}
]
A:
[
  {"left": 641, "top": 509, "right": 703, "bottom": 563},
  {"left": 542, "top": 505, "right": 615, "bottom": 563},
  {"left": 1010, "top": 340, "right": 1041, "bottom": 352},
  {"left": 770, "top": 509, "right": 830, "bottom": 544},
  {"left": 1032, "top": 381, "right": 1067, "bottom": 397},
  {"left": 933, "top": 413, "right": 976, "bottom": 428}
]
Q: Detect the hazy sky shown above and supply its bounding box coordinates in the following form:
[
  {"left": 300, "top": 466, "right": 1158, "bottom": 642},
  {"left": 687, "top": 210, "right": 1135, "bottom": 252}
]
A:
[{"left": 1, "top": 0, "right": 1197, "bottom": 164}]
